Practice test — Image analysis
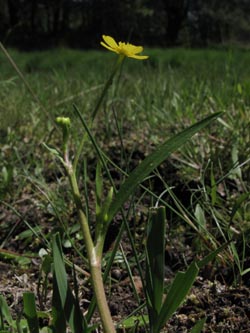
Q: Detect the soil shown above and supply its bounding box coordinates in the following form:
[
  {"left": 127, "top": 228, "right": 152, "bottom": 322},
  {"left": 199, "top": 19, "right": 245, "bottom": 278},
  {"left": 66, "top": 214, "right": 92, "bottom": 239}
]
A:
[
  {"left": 1, "top": 232, "right": 250, "bottom": 332},
  {"left": 1, "top": 126, "right": 250, "bottom": 332}
]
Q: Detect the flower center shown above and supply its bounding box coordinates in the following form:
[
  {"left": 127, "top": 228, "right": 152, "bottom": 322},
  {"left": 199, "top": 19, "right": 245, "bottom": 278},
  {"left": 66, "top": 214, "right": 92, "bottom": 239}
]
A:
[{"left": 118, "top": 42, "right": 130, "bottom": 55}]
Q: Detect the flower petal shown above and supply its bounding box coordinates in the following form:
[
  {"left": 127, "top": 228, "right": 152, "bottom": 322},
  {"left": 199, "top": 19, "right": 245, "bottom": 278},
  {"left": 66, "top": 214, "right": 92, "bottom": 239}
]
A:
[
  {"left": 100, "top": 35, "right": 149, "bottom": 60},
  {"left": 126, "top": 44, "right": 143, "bottom": 54},
  {"left": 100, "top": 41, "right": 119, "bottom": 53},
  {"left": 102, "top": 35, "right": 119, "bottom": 49},
  {"left": 128, "top": 54, "right": 149, "bottom": 60}
]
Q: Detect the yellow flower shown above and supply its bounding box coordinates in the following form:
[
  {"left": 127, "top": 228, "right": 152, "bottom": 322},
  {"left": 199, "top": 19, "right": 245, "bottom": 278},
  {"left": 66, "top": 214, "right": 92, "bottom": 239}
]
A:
[{"left": 100, "top": 35, "right": 149, "bottom": 60}]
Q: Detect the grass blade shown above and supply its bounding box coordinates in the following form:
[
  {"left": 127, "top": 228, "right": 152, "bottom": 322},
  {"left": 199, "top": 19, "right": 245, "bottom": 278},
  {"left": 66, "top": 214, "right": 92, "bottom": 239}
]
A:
[
  {"left": 145, "top": 207, "right": 166, "bottom": 327},
  {"left": 197, "top": 241, "right": 230, "bottom": 269},
  {"left": 190, "top": 317, "right": 206, "bottom": 333},
  {"left": 52, "top": 233, "right": 87, "bottom": 333},
  {"left": 108, "top": 112, "right": 222, "bottom": 224},
  {"left": 155, "top": 242, "right": 228, "bottom": 332},
  {"left": 52, "top": 269, "right": 67, "bottom": 333},
  {"left": 230, "top": 192, "right": 250, "bottom": 223},
  {"left": 156, "top": 261, "right": 199, "bottom": 332},
  {"left": 23, "top": 292, "right": 39, "bottom": 333},
  {"left": 0, "top": 295, "right": 14, "bottom": 329}
]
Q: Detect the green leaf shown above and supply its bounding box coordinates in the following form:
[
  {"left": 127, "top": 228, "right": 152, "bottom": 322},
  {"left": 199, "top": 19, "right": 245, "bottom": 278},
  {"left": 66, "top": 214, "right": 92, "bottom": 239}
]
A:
[
  {"left": 52, "top": 264, "right": 67, "bottom": 333},
  {"left": 42, "top": 143, "right": 60, "bottom": 157},
  {"left": 41, "top": 254, "right": 53, "bottom": 275},
  {"left": 118, "top": 315, "right": 149, "bottom": 331},
  {"left": 241, "top": 267, "right": 250, "bottom": 276},
  {"left": 231, "top": 144, "right": 242, "bottom": 179},
  {"left": 100, "top": 187, "right": 114, "bottom": 224},
  {"left": 190, "top": 317, "right": 206, "bottom": 333},
  {"left": 95, "top": 162, "right": 114, "bottom": 240},
  {"left": 156, "top": 261, "right": 199, "bottom": 332},
  {"left": 230, "top": 192, "right": 250, "bottom": 222},
  {"left": 95, "top": 161, "right": 103, "bottom": 217},
  {"left": 16, "top": 317, "right": 29, "bottom": 333},
  {"left": 0, "top": 295, "right": 14, "bottom": 329},
  {"left": 210, "top": 165, "right": 217, "bottom": 206},
  {"left": 194, "top": 204, "right": 206, "bottom": 231},
  {"left": 42, "top": 143, "right": 64, "bottom": 164},
  {"left": 1, "top": 164, "right": 13, "bottom": 187},
  {"left": 145, "top": 207, "right": 166, "bottom": 326},
  {"left": 152, "top": 242, "right": 229, "bottom": 333},
  {"left": 108, "top": 112, "right": 222, "bottom": 224},
  {"left": 52, "top": 233, "right": 87, "bottom": 333},
  {"left": 39, "top": 327, "right": 53, "bottom": 333},
  {"left": 23, "top": 292, "right": 39, "bottom": 333},
  {"left": 197, "top": 242, "right": 230, "bottom": 269}
]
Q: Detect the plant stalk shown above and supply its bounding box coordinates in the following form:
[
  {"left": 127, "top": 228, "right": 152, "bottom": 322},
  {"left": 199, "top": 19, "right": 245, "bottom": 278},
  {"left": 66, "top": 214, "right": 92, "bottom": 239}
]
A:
[
  {"left": 73, "top": 55, "right": 125, "bottom": 171},
  {"left": 91, "top": 54, "right": 125, "bottom": 121},
  {"left": 90, "top": 262, "right": 116, "bottom": 333},
  {"left": 67, "top": 166, "right": 116, "bottom": 333}
]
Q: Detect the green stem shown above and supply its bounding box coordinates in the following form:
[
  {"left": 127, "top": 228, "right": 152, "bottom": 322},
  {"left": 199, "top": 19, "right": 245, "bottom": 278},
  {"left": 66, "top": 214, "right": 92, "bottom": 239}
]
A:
[
  {"left": 73, "top": 55, "right": 125, "bottom": 171},
  {"left": 63, "top": 54, "right": 125, "bottom": 333},
  {"left": 73, "top": 131, "right": 87, "bottom": 171},
  {"left": 67, "top": 165, "right": 116, "bottom": 333},
  {"left": 68, "top": 165, "right": 94, "bottom": 258},
  {"left": 91, "top": 54, "right": 125, "bottom": 121},
  {"left": 91, "top": 263, "right": 116, "bottom": 333}
]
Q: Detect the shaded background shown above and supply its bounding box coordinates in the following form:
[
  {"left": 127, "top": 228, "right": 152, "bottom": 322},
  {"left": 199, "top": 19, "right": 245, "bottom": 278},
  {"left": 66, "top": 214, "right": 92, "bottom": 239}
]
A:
[{"left": 0, "top": 0, "right": 250, "bottom": 50}]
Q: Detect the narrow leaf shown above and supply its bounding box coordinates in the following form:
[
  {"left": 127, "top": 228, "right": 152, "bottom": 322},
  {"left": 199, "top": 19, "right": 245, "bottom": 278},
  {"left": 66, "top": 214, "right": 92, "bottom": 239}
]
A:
[
  {"left": 52, "top": 233, "right": 87, "bottom": 333},
  {"left": 197, "top": 241, "right": 230, "bottom": 269},
  {"left": 23, "top": 292, "right": 39, "bottom": 333},
  {"left": 95, "top": 161, "right": 103, "bottom": 215},
  {"left": 52, "top": 269, "right": 67, "bottom": 333},
  {"left": 42, "top": 143, "right": 60, "bottom": 158},
  {"left": 194, "top": 204, "right": 206, "bottom": 230},
  {"left": 108, "top": 112, "right": 222, "bottom": 224},
  {"left": 230, "top": 192, "right": 250, "bottom": 222},
  {"left": 146, "top": 206, "right": 166, "bottom": 324},
  {"left": 241, "top": 267, "right": 250, "bottom": 276},
  {"left": 190, "top": 317, "right": 206, "bottom": 333},
  {"left": 210, "top": 165, "right": 217, "bottom": 206},
  {"left": 231, "top": 144, "right": 242, "bottom": 179},
  {"left": 0, "top": 295, "right": 14, "bottom": 328},
  {"left": 156, "top": 261, "right": 199, "bottom": 331}
]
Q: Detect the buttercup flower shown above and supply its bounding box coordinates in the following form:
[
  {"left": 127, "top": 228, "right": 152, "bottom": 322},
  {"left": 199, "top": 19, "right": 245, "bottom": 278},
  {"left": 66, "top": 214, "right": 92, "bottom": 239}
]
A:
[{"left": 101, "top": 35, "right": 149, "bottom": 60}]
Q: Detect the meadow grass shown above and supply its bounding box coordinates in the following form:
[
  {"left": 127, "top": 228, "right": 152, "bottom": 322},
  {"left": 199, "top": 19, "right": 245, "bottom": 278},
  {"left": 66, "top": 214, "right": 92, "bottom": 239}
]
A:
[
  {"left": 1, "top": 47, "right": 249, "bottom": 129},
  {"left": 1, "top": 47, "right": 249, "bottom": 180},
  {"left": 0, "top": 46, "right": 250, "bottom": 331},
  {"left": 1, "top": 46, "right": 249, "bottom": 224}
]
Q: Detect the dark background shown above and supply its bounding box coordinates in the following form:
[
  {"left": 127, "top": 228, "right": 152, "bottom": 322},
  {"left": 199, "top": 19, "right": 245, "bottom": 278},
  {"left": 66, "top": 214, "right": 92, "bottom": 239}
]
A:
[{"left": 0, "top": 0, "right": 250, "bottom": 50}]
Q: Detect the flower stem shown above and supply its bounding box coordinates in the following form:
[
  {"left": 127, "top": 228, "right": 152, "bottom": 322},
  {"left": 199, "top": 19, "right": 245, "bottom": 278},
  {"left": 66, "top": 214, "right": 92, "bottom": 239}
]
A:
[
  {"left": 67, "top": 165, "right": 116, "bottom": 333},
  {"left": 91, "top": 54, "right": 125, "bottom": 121},
  {"left": 73, "top": 55, "right": 124, "bottom": 172},
  {"left": 90, "top": 261, "right": 116, "bottom": 333},
  {"left": 63, "top": 54, "right": 126, "bottom": 333}
]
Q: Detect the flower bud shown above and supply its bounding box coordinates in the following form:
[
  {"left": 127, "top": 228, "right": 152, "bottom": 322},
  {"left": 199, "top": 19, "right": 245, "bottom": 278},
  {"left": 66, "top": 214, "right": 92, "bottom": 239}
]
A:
[{"left": 56, "top": 116, "right": 71, "bottom": 153}]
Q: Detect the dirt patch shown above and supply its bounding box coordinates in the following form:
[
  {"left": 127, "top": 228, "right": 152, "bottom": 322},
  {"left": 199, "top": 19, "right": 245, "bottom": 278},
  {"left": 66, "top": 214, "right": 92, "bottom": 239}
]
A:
[{"left": 1, "top": 126, "right": 250, "bottom": 332}]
